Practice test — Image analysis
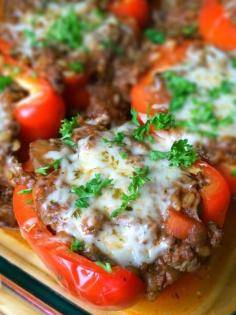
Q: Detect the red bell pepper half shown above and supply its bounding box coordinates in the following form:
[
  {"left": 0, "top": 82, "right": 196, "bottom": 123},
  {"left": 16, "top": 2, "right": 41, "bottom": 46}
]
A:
[
  {"left": 0, "top": 40, "right": 65, "bottom": 144},
  {"left": 13, "top": 185, "right": 145, "bottom": 309}
]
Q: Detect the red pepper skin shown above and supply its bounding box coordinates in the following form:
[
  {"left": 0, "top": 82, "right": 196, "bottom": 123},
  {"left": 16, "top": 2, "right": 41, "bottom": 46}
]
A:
[
  {"left": 0, "top": 40, "right": 65, "bottom": 144},
  {"left": 199, "top": 0, "right": 236, "bottom": 51},
  {"left": 63, "top": 74, "right": 90, "bottom": 114},
  {"left": 217, "top": 163, "right": 236, "bottom": 195},
  {"left": 13, "top": 185, "right": 145, "bottom": 309},
  {"left": 108, "top": 0, "right": 149, "bottom": 27},
  {"left": 196, "top": 161, "right": 231, "bottom": 228},
  {"left": 13, "top": 74, "right": 65, "bottom": 143}
]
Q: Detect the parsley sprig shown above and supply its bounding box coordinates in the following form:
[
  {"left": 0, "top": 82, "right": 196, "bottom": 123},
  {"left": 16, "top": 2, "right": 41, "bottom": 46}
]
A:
[
  {"left": 69, "top": 239, "right": 84, "bottom": 253},
  {"left": 131, "top": 110, "right": 175, "bottom": 142},
  {"left": 232, "top": 169, "right": 236, "bottom": 177},
  {"left": 111, "top": 167, "right": 150, "bottom": 218},
  {"left": 96, "top": 261, "right": 112, "bottom": 273},
  {"left": 68, "top": 61, "right": 85, "bottom": 73},
  {"left": 47, "top": 7, "right": 84, "bottom": 49},
  {"left": 162, "top": 71, "right": 197, "bottom": 112},
  {"left": 103, "top": 132, "right": 125, "bottom": 147},
  {"left": 71, "top": 174, "right": 113, "bottom": 209},
  {"left": 17, "top": 188, "right": 32, "bottom": 195},
  {"left": 0, "top": 75, "right": 13, "bottom": 92},
  {"left": 144, "top": 28, "right": 166, "bottom": 44},
  {"left": 181, "top": 24, "right": 198, "bottom": 37},
  {"left": 149, "top": 139, "right": 197, "bottom": 168},
  {"left": 35, "top": 159, "right": 62, "bottom": 176},
  {"left": 60, "top": 116, "right": 79, "bottom": 146},
  {"left": 208, "top": 80, "right": 234, "bottom": 100},
  {"left": 176, "top": 97, "right": 234, "bottom": 138}
]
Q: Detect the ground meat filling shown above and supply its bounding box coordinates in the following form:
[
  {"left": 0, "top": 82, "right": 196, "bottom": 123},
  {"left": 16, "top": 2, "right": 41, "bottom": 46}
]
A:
[
  {"left": 0, "top": 1, "right": 140, "bottom": 89},
  {"left": 152, "top": 0, "right": 203, "bottom": 38},
  {"left": 29, "top": 123, "right": 222, "bottom": 299},
  {"left": 197, "top": 137, "right": 236, "bottom": 166},
  {"left": 0, "top": 86, "right": 22, "bottom": 226}
]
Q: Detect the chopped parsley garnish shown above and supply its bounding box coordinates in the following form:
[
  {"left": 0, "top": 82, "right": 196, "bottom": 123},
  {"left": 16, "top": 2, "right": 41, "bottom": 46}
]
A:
[
  {"left": 68, "top": 61, "right": 85, "bottom": 73},
  {"left": 70, "top": 239, "right": 84, "bottom": 252},
  {"left": 23, "top": 29, "right": 47, "bottom": 48},
  {"left": 149, "top": 150, "right": 169, "bottom": 161},
  {"left": 162, "top": 71, "right": 197, "bottom": 112},
  {"left": 0, "top": 75, "right": 13, "bottom": 92},
  {"left": 26, "top": 199, "right": 33, "bottom": 205},
  {"left": 103, "top": 132, "right": 125, "bottom": 146},
  {"left": 111, "top": 167, "right": 150, "bottom": 218},
  {"left": 47, "top": 7, "right": 85, "bottom": 49},
  {"left": 232, "top": 169, "right": 236, "bottom": 177},
  {"left": 71, "top": 174, "right": 113, "bottom": 209},
  {"left": 60, "top": 116, "right": 79, "bottom": 146},
  {"left": 144, "top": 28, "right": 166, "bottom": 44},
  {"left": 17, "top": 188, "right": 32, "bottom": 195},
  {"left": 168, "top": 139, "right": 197, "bottom": 167},
  {"left": 35, "top": 165, "right": 51, "bottom": 176},
  {"left": 149, "top": 139, "right": 197, "bottom": 168},
  {"left": 191, "top": 99, "right": 217, "bottom": 124},
  {"left": 35, "top": 159, "right": 62, "bottom": 176},
  {"left": 131, "top": 108, "right": 139, "bottom": 126},
  {"left": 96, "top": 261, "right": 112, "bottom": 273},
  {"left": 132, "top": 110, "right": 175, "bottom": 142},
  {"left": 119, "top": 151, "right": 127, "bottom": 160},
  {"left": 23, "top": 29, "right": 37, "bottom": 46},
  {"left": 100, "top": 39, "right": 124, "bottom": 55},
  {"left": 182, "top": 24, "right": 198, "bottom": 37},
  {"left": 176, "top": 97, "right": 234, "bottom": 138},
  {"left": 208, "top": 80, "right": 234, "bottom": 100},
  {"left": 231, "top": 57, "right": 236, "bottom": 68}
]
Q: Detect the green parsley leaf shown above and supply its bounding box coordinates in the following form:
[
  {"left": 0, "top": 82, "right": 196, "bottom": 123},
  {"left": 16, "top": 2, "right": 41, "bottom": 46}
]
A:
[
  {"left": 119, "top": 151, "right": 127, "bottom": 160},
  {"left": 68, "top": 61, "right": 85, "bottom": 73},
  {"left": 23, "top": 29, "right": 37, "bottom": 46},
  {"left": 176, "top": 120, "right": 218, "bottom": 139},
  {"left": 231, "top": 57, "right": 236, "bottom": 68},
  {"left": 60, "top": 116, "right": 79, "bottom": 146},
  {"left": 35, "top": 165, "right": 51, "bottom": 176},
  {"left": 52, "top": 159, "right": 62, "bottom": 171},
  {"left": 149, "top": 150, "right": 169, "bottom": 161},
  {"left": 144, "top": 28, "right": 166, "bottom": 44},
  {"left": 96, "top": 261, "right": 112, "bottom": 273},
  {"left": 17, "top": 188, "right": 32, "bottom": 195},
  {"left": 232, "top": 169, "right": 236, "bottom": 177},
  {"left": 103, "top": 132, "right": 125, "bottom": 147},
  {"left": 70, "top": 239, "right": 84, "bottom": 252},
  {"left": 0, "top": 75, "right": 13, "bottom": 92},
  {"left": 111, "top": 167, "right": 150, "bottom": 218},
  {"left": 47, "top": 7, "right": 85, "bottom": 49},
  {"left": 168, "top": 139, "right": 197, "bottom": 168},
  {"left": 191, "top": 99, "right": 216, "bottom": 124},
  {"left": 35, "top": 159, "right": 62, "bottom": 176},
  {"left": 100, "top": 39, "right": 124, "bottom": 55},
  {"left": 132, "top": 112, "right": 175, "bottom": 142},
  {"left": 131, "top": 108, "right": 140, "bottom": 126},
  {"left": 149, "top": 139, "right": 197, "bottom": 168},
  {"left": 26, "top": 199, "right": 33, "bottom": 205},
  {"left": 163, "top": 71, "right": 197, "bottom": 112},
  {"left": 208, "top": 80, "right": 234, "bottom": 99},
  {"left": 23, "top": 29, "right": 47, "bottom": 48},
  {"left": 182, "top": 25, "right": 198, "bottom": 37},
  {"left": 71, "top": 174, "right": 113, "bottom": 210}
]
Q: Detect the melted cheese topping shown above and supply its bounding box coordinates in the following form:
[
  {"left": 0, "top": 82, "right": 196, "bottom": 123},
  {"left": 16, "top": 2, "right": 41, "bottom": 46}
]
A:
[
  {"left": 167, "top": 44, "right": 236, "bottom": 140},
  {"left": 4, "top": 1, "right": 120, "bottom": 58},
  {"left": 0, "top": 100, "right": 8, "bottom": 134},
  {"left": 42, "top": 123, "right": 194, "bottom": 267}
]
